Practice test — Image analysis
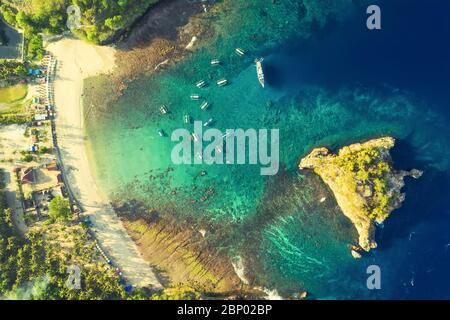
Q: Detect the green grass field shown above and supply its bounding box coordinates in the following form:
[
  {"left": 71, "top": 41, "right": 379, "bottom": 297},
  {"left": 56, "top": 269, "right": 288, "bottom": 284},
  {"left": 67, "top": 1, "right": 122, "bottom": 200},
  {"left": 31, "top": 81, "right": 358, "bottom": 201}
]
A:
[
  {"left": 0, "top": 84, "right": 28, "bottom": 104},
  {"left": 0, "top": 98, "right": 32, "bottom": 125}
]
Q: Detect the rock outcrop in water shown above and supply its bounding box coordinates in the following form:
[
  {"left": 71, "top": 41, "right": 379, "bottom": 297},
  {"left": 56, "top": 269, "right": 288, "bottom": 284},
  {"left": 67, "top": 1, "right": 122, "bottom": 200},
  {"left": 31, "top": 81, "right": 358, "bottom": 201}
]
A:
[{"left": 299, "top": 137, "right": 422, "bottom": 252}]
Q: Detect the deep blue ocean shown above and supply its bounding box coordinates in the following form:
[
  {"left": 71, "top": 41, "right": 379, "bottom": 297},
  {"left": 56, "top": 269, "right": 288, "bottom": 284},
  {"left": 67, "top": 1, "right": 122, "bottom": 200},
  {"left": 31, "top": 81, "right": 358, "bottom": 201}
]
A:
[
  {"left": 268, "top": 0, "right": 450, "bottom": 299},
  {"left": 287, "top": 0, "right": 450, "bottom": 299},
  {"left": 88, "top": 0, "right": 450, "bottom": 299}
]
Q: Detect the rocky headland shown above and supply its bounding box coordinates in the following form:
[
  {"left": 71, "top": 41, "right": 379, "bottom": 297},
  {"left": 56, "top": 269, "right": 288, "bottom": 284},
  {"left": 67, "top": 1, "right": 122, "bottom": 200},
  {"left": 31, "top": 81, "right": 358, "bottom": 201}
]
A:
[{"left": 299, "top": 137, "right": 422, "bottom": 254}]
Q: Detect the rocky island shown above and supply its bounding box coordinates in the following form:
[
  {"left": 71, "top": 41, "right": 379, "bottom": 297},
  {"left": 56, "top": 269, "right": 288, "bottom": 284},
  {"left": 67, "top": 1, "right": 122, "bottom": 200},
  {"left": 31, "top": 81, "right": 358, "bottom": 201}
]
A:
[{"left": 299, "top": 137, "right": 422, "bottom": 255}]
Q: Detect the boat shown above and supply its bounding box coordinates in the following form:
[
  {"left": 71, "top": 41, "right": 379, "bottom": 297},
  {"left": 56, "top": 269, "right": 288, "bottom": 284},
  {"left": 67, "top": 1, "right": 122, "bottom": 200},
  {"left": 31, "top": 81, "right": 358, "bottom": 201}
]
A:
[
  {"left": 204, "top": 118, "right": 214, "bottom": 127},
  {"left": 192, "top": 133, "right": 199, "bottom": 142},
  {"left": 190, "top": 94, "right": 200, "bottom": 100},
  {"left": 217, "top": 79, "right": 228, "bottom": 87},
  {"left": 235, "top": 48, "right": 246, "bottom": 56},
  {"left": 184, "top": 114, "right": 191, "bottom": 124},
  {"left": 255, "top": 58, "right": 265, "bottom": 88},
  {"left": 211, "top": 59, "right": 221, "bottom": 66},
  {"left": 160, "top": 105, "right": 169, "bottom": 114},
  {"left": 196, "top": 80, "right": 206, "bottom": 88},
  {"left": 200, "top": 101, "right": 210, "bottom": 110},
  {"left": 158, "top": 129, "right": 166, "bottom": 137}
]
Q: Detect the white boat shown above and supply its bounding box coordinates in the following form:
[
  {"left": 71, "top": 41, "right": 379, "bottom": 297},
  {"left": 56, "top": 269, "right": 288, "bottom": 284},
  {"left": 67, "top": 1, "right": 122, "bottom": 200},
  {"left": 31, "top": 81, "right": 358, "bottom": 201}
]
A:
[
  {"left": 190, "top": 94, "right": 200, "bottom": 100},
  {"left": 196, "top": 80, "right": 206, "bottom": 88},
  {"left": 204, "top": 118, "right": 214, "bottom": 127},
  {"left": 255, "top": 58, "right": 265, "bottom": 88},
  {"left": 158, "top": 129, "right": 166, "bottom": 137},
  {"left": 192, "top": 133, "right": 199, "bottom": 142},
  {"left": 217, "top": 79, "right": 228, "bottom": 86},
  {"left": 200, "top": 101, "right": 210, "bottom": 110},
  {"left": 160, "top": 105, "right": 169, "bottom": 114},
  {"left": 184, "top": 114, "right": 191, "bottom": 124},
  {"left": 211, "top": 59, "right": 221, "bottom": 66},
  {"left": 235, "top": 48, "right": 246, "bottom": 56}
]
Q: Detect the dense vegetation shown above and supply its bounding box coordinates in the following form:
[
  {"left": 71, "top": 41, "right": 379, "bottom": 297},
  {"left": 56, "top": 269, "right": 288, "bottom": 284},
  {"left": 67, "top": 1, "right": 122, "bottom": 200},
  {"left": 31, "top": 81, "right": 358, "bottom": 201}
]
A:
[
  {"left": 0, "top": 100, "right": 32, "bottom": 125},
  {"left": 48, "top": 196, "right": 72, "bottom": 222},
  {"left": 0, "top": 0, "right": 159, "bottom": 45},
  {"left": 0, "top": 191, "right": 129, "bottom": 299},
  {"left": 0, "top": 178, "right": 205, "bottom": 299},
  {"left": 150, "top": 286, "right": 201, "bottom": 300},
  {"left": 0, "top": 60, "right": 27, "bottom": 81},
  {"left": 334, "top": 147, "right": 392, "bottom": 221}
]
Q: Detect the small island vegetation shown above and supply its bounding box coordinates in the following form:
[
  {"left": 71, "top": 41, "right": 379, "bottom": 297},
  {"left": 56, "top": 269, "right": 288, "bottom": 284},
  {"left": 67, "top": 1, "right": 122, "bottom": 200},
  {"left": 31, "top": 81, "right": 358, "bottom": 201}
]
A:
[{"left": 300, "top": 137, "right": 422, "bottom": 252}]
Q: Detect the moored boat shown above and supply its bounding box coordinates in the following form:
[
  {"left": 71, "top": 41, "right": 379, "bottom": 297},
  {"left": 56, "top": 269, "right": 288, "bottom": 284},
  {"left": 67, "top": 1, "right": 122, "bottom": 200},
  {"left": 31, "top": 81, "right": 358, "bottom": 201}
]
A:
[
  {"left": 160, "top": 105, "right": 169, "bottom": 114},
  {"left": 200, "top": 101, "right": 210, "bottom": 110},
  {"left": 235, "top": 48, "right": 246, "bottom": 56},
  {"left": 217, "top": 79, "right": 228, "bottom": 86},
  {"left": 190, "top": 94, "right": 200, "bottom": 100},
  {"left": 255, "top": 58, "right": 265, "bottom": 88},
  {"left": 196, "top": 80, "right": 206, "bottom": 88},
  {"left": 211, "top": 59, "right": 221, "bottom": 66},
  {"left": 204, "top": 118, "right": 214, "bottom": 127}
]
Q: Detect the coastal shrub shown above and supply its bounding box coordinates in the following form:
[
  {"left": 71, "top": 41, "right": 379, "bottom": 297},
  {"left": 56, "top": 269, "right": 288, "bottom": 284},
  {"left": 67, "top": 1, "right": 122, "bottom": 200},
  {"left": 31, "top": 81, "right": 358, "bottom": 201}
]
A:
[
  {"left": 37, "top": 146, "right": 50, "bottom": 154},
  {"left": 0, "top": 61, "right": 27, "bottom": 81},
  {"left": 21, "top": 154, "right": 33, "bottom": 162},
  {"left": 27, "top": 34, "right": 44, "bottom": 61},
  {"left": 0, "top": 0, "right": 160, "bottom": 44},
  {"left": 0, "top": 113, "right": 33, "bottom": 125},
  {"left": 150, "top": 286, "right": 202, "bottom": 300},
  {"left": 332, "top": 147, "right": 392, "bottom": 221},
  {"left": 48, "top": 196, "right": 72, "bottom": 222}
]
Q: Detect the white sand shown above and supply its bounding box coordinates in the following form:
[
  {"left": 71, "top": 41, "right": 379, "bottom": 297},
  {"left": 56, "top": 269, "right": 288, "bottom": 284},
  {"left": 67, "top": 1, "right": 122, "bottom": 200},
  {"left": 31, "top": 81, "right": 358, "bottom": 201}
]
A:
[
  {"left": 0, "top": 124, "right": 29, "bottom": 233},
  {"left": 47, "top": 38, "right": 161, "bottom": 288}
]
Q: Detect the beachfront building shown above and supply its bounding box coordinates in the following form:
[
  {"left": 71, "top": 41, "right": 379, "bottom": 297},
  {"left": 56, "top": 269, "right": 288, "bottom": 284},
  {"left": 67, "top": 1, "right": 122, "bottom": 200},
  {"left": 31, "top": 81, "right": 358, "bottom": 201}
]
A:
[{"left": 21, "top": 167, "right": 36, "bottom": 185}]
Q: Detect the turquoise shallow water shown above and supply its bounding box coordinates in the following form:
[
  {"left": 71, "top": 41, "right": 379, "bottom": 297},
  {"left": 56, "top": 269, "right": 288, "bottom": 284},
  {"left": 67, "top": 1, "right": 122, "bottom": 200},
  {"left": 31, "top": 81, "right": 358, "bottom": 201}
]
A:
[{"left": 87, "top": 0, "right": 450, "bottom": 298}]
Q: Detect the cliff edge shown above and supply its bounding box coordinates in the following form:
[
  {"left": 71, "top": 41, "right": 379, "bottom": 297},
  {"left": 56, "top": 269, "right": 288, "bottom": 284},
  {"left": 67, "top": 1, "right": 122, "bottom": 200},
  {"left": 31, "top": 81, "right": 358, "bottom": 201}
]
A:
[{"left": 299, "top": 137, "right": 422, "bottom": 253}]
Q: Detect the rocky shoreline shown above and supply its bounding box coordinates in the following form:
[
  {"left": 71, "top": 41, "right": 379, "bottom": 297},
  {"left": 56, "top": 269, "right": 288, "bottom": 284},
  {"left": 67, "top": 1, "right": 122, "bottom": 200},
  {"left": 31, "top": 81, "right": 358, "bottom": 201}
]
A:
[
  {"left": 83, "top": 0, "right": 212, "bottom": 118},
  {"left": 299, "top": 137, "right": 422, "bottom": 254},
  {"left": 112, "top": 198, "right": 267, "bottom": 298}
]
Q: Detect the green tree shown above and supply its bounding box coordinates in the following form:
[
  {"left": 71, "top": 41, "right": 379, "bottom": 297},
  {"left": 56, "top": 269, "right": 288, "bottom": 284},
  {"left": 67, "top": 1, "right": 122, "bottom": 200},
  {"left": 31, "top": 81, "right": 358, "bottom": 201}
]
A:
[
  {"left": 104, "top": 15, "right": 123, "bottom": 30},
  {"left": 15, "top": 11, "right": 30, "bottom": 29},
  {"left": 48, "top": 196, "right": 72, "bottom": 222},
  {"left": 27, "top": 34, "right": 45, "bottom": 61}
]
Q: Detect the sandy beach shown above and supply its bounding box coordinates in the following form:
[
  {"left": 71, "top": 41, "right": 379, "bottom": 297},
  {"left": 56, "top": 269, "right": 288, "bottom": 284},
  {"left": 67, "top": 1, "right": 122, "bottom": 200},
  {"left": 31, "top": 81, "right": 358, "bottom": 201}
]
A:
[{"left": 47, "top": 38, "right": 161, "bottom": 288}]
